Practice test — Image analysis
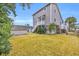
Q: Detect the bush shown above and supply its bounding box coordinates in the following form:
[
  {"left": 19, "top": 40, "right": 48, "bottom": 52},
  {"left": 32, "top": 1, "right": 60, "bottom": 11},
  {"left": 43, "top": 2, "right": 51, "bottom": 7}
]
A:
[
  {"left": 48, "top": 23, "right": 56, "bottom": 33},
  {"left": 34, "top": 25, "right": 46, "bottom": 34},
  {"left": 61, "top": 29, "right": 66, "bottom": 33},
  {"left": 0, "top": 17, "right": 12, "bottom": 55}
]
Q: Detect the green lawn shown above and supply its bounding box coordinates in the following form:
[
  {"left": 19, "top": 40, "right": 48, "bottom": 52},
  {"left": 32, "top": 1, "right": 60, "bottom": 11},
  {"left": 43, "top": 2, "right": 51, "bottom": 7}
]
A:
[{"left": 8, "top": 33, "right": 79, "bottom": 56}]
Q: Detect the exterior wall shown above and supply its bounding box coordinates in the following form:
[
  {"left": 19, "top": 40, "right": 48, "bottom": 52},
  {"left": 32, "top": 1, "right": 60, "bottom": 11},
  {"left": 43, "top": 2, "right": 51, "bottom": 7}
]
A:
[
  {"left": 33, "top": 4, "right": 50, "bottom": 28},
  {"left": 51, "top": 4, "right": 62, "bottom": 27},
  {"left": 33, "top": 3, "right": 62, "bottom": 29},
  {"left": 45, "top": 4, "right": 50, "bottom": 25},
  {"left": 33, "top": 7, "right": 46, "bottom": 27}
]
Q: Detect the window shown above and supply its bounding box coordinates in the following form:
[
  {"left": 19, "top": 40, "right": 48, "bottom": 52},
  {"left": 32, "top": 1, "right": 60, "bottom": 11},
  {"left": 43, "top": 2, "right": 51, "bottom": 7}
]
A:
[
  {"left": 54, "top": 18, "right": 56, "bottom": 22},
  {"left": 44, "top": 7, "right": 46, "bottom": 10},
  {"left": 54, "top": 9, "right": 56, "bottom": 13},
  {"left": 38, "top": 16, "right": 41, "bottom": 21},
  {"left": 60, "top": 21, "right": 61, "bottom": 25},
  {"left": 42, "top": 15, "right": 46, "bottom": 21}
]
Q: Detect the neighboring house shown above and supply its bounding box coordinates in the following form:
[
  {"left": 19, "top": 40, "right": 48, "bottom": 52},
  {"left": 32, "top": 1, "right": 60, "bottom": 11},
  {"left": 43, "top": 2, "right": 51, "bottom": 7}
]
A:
[
  {"left": 11, "top": 25, "right": 33, "bottom": 35},
  {"left": 32, "top": 3, "right": 63, "bottom": 33}
]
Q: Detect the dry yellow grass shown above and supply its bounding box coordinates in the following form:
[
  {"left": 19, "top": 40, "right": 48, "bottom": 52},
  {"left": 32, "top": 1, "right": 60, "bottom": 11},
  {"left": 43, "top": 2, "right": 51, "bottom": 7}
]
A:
[{"left": 8, "top": 33, "right": 79, "bottom": 56}]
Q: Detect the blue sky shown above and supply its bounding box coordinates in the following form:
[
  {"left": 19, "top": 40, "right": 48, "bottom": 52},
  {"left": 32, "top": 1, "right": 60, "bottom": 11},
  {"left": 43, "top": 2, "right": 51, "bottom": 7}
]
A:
[{"left": 12, "top": 3, "right": 79, "bottom": 26}]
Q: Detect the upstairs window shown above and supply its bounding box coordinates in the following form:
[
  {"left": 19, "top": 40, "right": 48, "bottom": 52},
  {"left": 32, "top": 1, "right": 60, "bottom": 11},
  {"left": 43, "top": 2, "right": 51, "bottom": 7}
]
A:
[
  {"left": 54, "top": 18, "right": 56, "bottom": 22},
  {"left": 38, "top": 16, "right": 41, "bottom": 21},
  {"left": 54, "top": 9, "right": 56, "bottom": 13},
  {"left": 42, "top": 15, "right": 46, "bottom": 21},
  {"left": 44, "top": 7, "right": 46, "bottom": 10}
]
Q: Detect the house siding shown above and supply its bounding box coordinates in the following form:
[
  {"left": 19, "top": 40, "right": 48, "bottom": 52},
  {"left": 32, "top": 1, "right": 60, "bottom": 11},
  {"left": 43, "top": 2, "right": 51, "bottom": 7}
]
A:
[
  {"left": 45, "top": 4, "right": 50, "bottom": 25},
  {"left": 51, "top": 4, "right": 62, "bottom": 27}
]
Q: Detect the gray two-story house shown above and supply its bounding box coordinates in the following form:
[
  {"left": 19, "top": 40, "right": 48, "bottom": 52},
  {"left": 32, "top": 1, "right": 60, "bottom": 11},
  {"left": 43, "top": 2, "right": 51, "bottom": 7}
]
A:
[{"left": 32, "top": 3, "right": 63, "bottom": 33}]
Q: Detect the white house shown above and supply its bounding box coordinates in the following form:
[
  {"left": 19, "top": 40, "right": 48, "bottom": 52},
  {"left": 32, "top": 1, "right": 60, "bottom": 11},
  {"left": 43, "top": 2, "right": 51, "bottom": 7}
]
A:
[{"left": 32, "top": 3, "right": 63, "bottom": 33}]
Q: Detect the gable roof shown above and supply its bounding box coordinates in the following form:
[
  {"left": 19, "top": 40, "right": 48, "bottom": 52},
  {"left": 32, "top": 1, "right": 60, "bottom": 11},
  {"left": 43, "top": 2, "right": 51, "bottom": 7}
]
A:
[{"left": 32, "top": 3, "right": 50, "bottom": 16}]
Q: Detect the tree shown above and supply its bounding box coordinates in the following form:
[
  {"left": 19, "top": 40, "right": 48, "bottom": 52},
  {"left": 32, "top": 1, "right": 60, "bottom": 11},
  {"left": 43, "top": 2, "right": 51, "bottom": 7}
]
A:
[
  {"left": 65, "top": 17, "right": 77, "bottom": 31},
  {"left": 0, "top": 16, "right": 12, "bottom": 55},
  {"left": 0, "top": 3, "right": 30, "bottom": 55},
  {"left": 0, "top": 3, "right": 31, "bottom": 16}
]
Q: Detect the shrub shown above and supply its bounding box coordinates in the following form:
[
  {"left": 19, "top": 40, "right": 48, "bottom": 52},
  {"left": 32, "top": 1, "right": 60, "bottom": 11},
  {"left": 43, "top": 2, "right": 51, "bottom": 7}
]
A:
[
  {"left": 34, "top": 25, "right": 46, "bottom": 34},
  {"left": 0, "top": 17, "right": 12, "bottom": 55},
  {"left": 48, "top": 23, "right": 56, "bottom": 33}
]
